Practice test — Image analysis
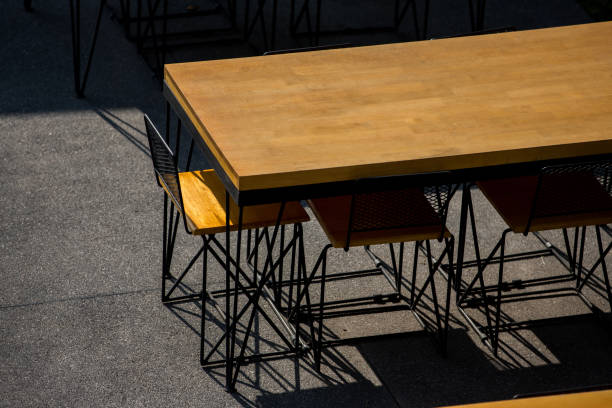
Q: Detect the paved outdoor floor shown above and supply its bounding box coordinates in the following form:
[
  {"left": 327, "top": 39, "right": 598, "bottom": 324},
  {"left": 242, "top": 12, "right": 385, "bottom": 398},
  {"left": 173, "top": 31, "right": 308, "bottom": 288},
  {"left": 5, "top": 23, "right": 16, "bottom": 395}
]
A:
[{"left": 1, "top": 1, "right": 611, "bottom": 407}]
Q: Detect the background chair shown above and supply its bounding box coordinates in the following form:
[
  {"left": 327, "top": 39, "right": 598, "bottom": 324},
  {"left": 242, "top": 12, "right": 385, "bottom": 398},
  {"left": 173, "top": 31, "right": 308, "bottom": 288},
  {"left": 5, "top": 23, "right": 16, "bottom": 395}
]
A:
[
  {"left": 456, "top": 160, "right": 612, "bottom": 355},
  {"left": 289, "top": 0, "right": 427, "bottom": 45},
  {"left": 143, "top": 114, "right": 310, "bottom": 391}
]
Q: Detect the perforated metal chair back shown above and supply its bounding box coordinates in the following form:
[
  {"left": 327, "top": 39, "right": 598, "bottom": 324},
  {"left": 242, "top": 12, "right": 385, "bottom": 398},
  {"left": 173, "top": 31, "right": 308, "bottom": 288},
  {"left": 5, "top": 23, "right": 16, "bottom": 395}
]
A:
[
  {"left": 429, "top": 26, "right": 516, "bottom": 40},
  {"left": 525, "top": 160, "right": 612, "bottom": 234},
  {"left": 263, "top": 43, "right": 352, "bottom": 56},
  {"left": 144, "top": 114, "right": 184, "bottom": 214},
  {"left": 345, "top": 177, "right": 456, "bottom": 249}
]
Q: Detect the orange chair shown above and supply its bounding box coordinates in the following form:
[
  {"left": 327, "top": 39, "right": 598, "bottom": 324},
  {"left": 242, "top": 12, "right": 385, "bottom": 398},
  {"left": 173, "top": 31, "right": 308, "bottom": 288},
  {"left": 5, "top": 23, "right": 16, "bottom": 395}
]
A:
[{"left": 294, "top": 176, "right": 457, "bottom": 370}]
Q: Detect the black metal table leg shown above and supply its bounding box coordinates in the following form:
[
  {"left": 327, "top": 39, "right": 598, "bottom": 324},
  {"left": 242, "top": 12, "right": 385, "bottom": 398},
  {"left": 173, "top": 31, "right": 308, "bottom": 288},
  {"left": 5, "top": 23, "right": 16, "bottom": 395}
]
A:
[
  {"left": 69, "top": 0, "right": 107, "bottom": 98},
  {"left": 24, "top": 0, "right": 33, "bottom": 11}
]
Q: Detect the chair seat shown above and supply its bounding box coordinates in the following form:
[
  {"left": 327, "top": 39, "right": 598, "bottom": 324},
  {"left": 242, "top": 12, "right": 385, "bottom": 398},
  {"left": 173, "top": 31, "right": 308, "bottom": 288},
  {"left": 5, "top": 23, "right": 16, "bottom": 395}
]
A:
[
  {"left": 478, "top": 174, "right": 612, "bottom": 233},
  {"left": 308, "top": 189, "right": 450, "bottom": 248},
  {"left": 163, "top": 169, "right": 309, "bottom": 235}
]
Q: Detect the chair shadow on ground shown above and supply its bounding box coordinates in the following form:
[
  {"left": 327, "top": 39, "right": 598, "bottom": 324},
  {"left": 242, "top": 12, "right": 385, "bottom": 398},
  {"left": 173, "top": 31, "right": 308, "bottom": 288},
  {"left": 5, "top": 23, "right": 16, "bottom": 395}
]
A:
[{"left": 161, "top": 255, "right": 612, "bottom": 408}]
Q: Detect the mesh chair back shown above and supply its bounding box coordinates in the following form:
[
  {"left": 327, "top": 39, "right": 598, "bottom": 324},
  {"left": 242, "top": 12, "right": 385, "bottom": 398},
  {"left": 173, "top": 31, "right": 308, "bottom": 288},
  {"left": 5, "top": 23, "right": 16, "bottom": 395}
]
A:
[
  {"left": 525, "top": 160, "right": 612, "bottom": 233},
  {"left": 263, "top": 43, "right": 352, "bottom": 56},
  {"left": 144, "top": 114, "right": 183, "bottom": 213},
  {"left": 346, "top": 178, "right": 455, "bottom": 249},
  {"left": 430, "top": 26, "right": 516, "bottom": 40}
]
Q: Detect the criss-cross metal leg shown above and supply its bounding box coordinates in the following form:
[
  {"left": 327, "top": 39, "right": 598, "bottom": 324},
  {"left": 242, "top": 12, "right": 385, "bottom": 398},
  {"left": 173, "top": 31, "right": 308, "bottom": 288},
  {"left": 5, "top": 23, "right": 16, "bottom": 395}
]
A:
[
  {"left": 455, "top": 184, "right": 612, "bottom": 357},
  {"left": 291, "top": 0, "right": 429, "bottom": 45},
  {"left": 161, "top": 195, "right": 183, "bottom": 302},
  {"left": 69, "top": 0, "right": 107, "bottom": 97},
  {"left": 290, "top": 0, "right": 313, "bottom": 40},
  {"left": 197, "top": 199, "right": 310, "bottom": 391},
  {"left": 394, "top": 0, "right": 429, "bottom": 39},
  {"left": 294, "top": 236, "right": 452, "bottom": 370},
  {"left": 468, "top": 0, "right": 487, "bottom": 31},
  {"left": 409, "top": 237, "right": 455, "bottom": 354}
]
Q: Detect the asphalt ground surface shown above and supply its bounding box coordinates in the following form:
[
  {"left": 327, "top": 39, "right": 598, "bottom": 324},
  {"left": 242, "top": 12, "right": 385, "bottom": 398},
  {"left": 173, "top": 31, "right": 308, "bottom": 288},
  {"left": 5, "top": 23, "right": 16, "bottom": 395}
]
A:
[{"left": 1, "top": 1, "right": 611, "bottom": 407}]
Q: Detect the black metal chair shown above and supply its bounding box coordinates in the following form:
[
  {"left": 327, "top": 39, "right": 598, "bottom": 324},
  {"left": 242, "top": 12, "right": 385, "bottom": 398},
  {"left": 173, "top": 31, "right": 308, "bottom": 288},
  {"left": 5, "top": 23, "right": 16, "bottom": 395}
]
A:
[
  {"left": 457, "top": 160, "right": 612, "bottom": 355},
  {"left": 143, "top": 115, "right": 311, "bottom": 391},
  {"left": 468, "top": 0, "right": 487, "bottom": 32},
  {"left": 429, "top": 26, "right": 516, "bottom": 40},
  {"left": 263, "top": 42, "right": 352, "bottom": 56},
  {"left": 292, "top": 175, "right": 457, "bottom": 370},
  {"left": 132, "top": 0, "right": 239, "bottom": 79},
  {"left": 289, "top": 0, "right": 428, "bottom": 45}
]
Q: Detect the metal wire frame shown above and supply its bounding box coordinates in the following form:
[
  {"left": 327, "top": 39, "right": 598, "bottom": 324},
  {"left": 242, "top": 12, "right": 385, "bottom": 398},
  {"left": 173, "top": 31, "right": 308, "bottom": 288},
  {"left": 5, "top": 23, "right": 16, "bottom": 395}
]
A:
[
  {"left": 146, "top": 114, "right": 314, "bottom": 392},
  {"left": 243, "top": 0, "right": 279, "bottom": 52},
  {"left": 455, "top": 169, "right": 612, "bottom": 356},
  {"left": 23, "top": 2, "right": 104, "bottom": 95},
  {"left": 68, "top": 0, "right": 107, "bottom": 98},
  {"left": 289, "top": 0, "right": 430, "bottom": 46},
  {"left": 132, "top": 0, "right": 239, "bottom": 78},
  {"left": 288, "top": 181, "right": 457, "bottom": 370},
  {"left": 429, "top": 26, "right": 516, "bottom": 41}
]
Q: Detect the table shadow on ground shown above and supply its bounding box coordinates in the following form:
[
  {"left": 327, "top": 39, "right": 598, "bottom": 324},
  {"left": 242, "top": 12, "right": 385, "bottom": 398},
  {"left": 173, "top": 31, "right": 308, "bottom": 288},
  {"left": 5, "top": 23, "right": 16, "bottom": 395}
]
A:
[{"left": 358, "top": 313, "right": 612, "bottom": 408}]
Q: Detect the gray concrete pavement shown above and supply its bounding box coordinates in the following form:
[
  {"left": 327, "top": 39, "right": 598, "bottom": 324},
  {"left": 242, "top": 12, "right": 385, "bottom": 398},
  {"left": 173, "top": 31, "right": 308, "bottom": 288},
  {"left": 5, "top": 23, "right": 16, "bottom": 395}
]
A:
[{"left": 1, "top": 1, "right": 611, "bottom": 407}]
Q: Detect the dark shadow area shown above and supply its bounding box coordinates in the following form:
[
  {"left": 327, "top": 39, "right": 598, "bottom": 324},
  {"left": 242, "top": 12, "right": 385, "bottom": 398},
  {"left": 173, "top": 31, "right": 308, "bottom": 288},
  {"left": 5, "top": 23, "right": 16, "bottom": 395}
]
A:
[
  {"left": 253, "top": 381, "right": 392, "bottom": 407},
  {"left": 358, "top": 314, "right": 612, "bottom": 407},
  {"left": 160, "top": 233, "right": 612, "bottom": 407},
  {"left": 2, "top": 0, "right": 596, "bottom": 114},
  {"left": 3, "top": 1, "right": 610, "bottom": 407},
  {"left": 578, "top": 0, "right": 612, "bottom": 20}
]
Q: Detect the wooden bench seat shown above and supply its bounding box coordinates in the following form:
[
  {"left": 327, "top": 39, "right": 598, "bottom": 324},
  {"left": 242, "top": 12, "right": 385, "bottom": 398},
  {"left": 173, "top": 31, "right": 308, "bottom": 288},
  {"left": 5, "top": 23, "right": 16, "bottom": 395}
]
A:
[{"left": 164, "top": 169, "right": 310, "bottom": 235}]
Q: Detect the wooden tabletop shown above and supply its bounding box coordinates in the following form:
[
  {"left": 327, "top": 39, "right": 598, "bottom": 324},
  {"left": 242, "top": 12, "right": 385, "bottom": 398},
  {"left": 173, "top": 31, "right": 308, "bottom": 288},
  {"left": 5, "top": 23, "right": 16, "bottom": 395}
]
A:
[
  {"left": 441, "top": 389, "right": 612, "bottom": 408},
  {"left": 165, "top": 21, "right": 612, "bottom": 192}
]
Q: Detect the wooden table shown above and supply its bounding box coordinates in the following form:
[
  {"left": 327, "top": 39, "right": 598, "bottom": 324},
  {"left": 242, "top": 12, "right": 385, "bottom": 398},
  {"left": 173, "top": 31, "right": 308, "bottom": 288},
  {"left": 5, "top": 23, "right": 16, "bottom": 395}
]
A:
[
  {"left": 442, "top": 389, "right": 612, "bottom": 408},
  {"left": 162, "top": 21, "right": 612, "bottom": 391},
  {"left": 164, "top": 21, "right": 612, "bottom": 205}
]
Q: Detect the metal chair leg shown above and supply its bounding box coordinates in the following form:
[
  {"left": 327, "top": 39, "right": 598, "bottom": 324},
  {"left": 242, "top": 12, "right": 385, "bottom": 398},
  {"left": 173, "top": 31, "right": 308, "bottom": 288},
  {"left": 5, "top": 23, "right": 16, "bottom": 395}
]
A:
[
  {"left": 492, "top": 229, "right": 509, "bottom": 356},
  {"left": 595, "top": 226, "right": 612, "bottom": 313},
  {"left": 69, "top": 0, "right": 107, "bottom": 97},
  {"left": 315, "top": 246, "right": 328, "bottom": 371},
  {"left": 200, "top": 235, "right": 209, "bottom": 365},
  {"left": 441, "top": 236, "right": 455, "bottom": 355}
]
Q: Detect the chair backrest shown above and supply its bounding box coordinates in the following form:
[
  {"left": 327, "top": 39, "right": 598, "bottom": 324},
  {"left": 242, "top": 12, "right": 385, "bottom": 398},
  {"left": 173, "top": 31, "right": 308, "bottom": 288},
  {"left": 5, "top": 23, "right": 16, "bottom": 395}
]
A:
[
  {"left": 263, "top": 43, "right": 352, "bottom": 56},
  {"left": 144, "top": 114, "right": 185, "bottom": 216},
  {"left": 345, "top": 174, "right": 457, "bottom": 250},
  {"left": 524, "top": 160, "right": 612, "bottom": 234},
  {"left": 429, "top": 26, "right": 516, "bottom": 40}
]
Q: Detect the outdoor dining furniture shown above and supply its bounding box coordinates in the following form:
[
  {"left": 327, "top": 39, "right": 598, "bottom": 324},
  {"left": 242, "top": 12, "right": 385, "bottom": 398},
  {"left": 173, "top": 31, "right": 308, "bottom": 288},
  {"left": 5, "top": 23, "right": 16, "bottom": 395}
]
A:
[
  {"left": 456, "top": 160, "right": 612, "bottom": 355},
  {"left": 289, "top": 0, "right": 429, "bottom": 45},
  {"left": 302, "top": 179, "right": 457, "bottom": 370},
  {"left": 161, "top": 20, "right": 612, "bottom": 391},
  {"left": 143, "top": 115, "right": 310, "bottom": 392}
]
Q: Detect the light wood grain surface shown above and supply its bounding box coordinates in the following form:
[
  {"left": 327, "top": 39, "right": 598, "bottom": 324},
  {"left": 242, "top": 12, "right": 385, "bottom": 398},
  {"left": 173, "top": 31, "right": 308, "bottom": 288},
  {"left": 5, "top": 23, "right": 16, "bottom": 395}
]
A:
[
  {"left": 162, "top": 170, "right": 309, "bottom": 234},
  {"left": 165, "top": 22, "right": 612, "bottom": 192},
  {"left": 440, "top": 389, "right": 612, "bottom": 408}
]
